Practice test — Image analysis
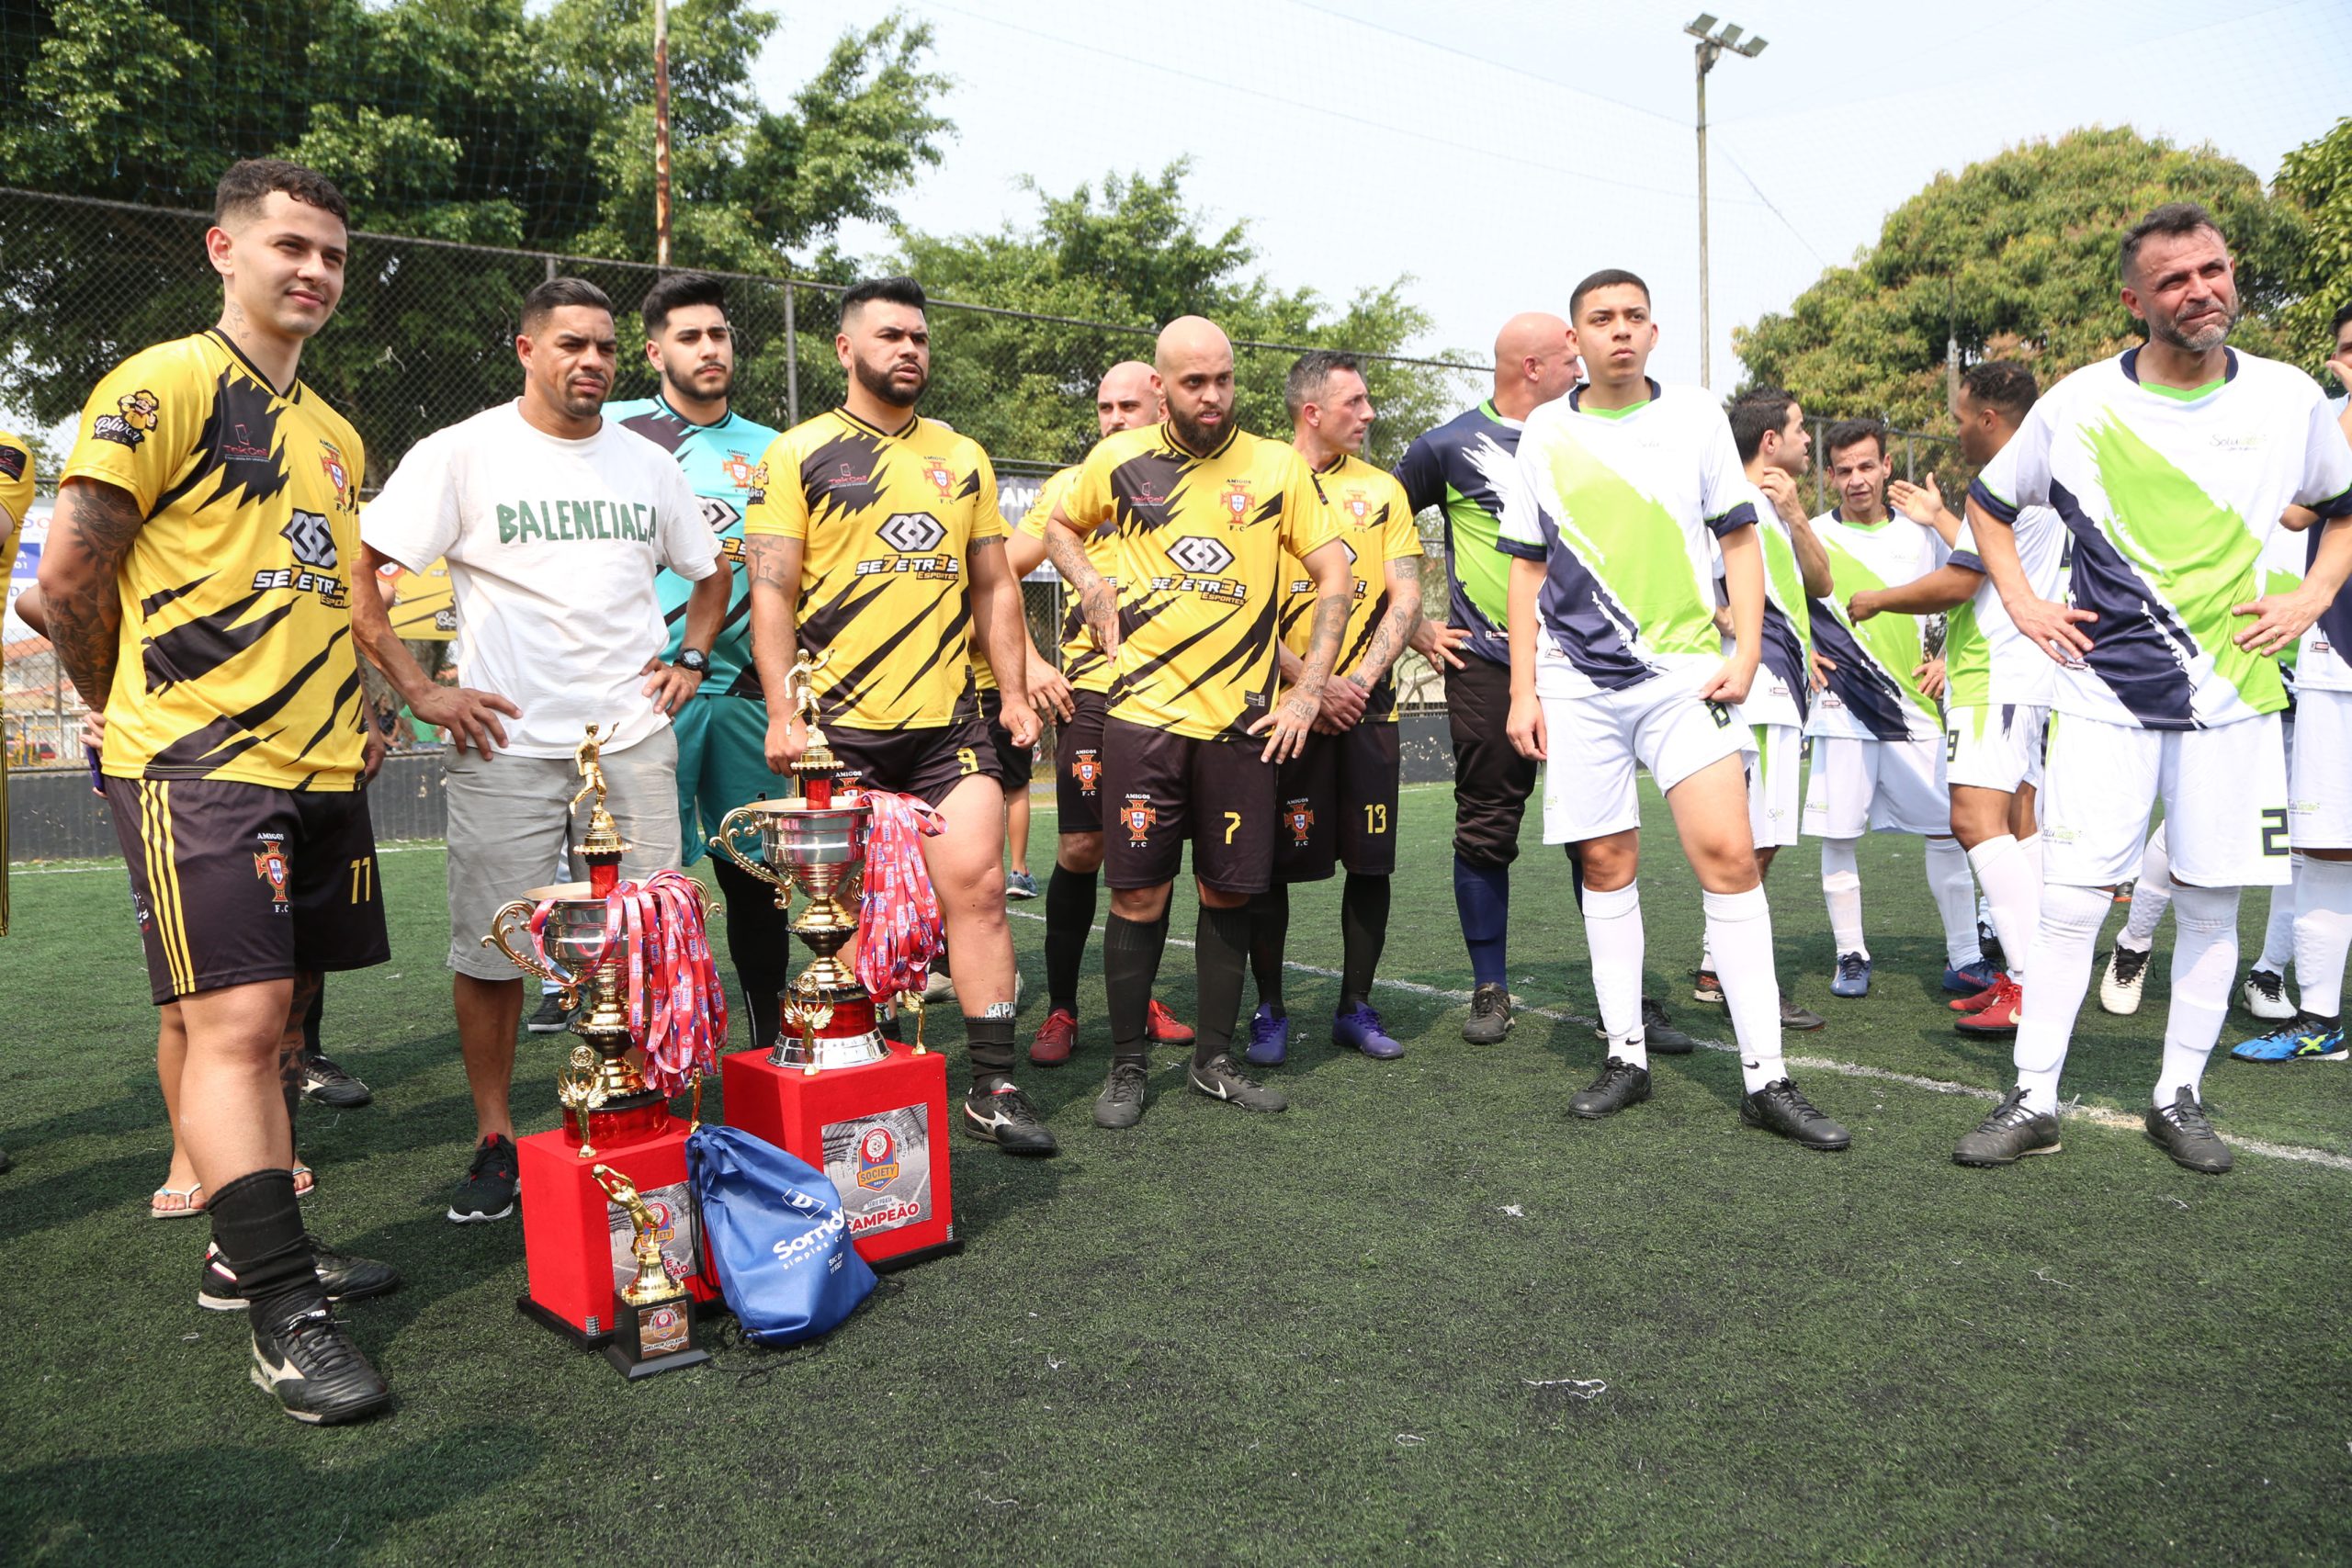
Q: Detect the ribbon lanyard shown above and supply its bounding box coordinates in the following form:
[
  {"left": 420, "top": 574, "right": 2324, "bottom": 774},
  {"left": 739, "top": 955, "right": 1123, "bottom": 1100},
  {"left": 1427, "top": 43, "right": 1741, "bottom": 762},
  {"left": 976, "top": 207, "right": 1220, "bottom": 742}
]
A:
[{"left": 854, "top": 791, "right": 948, "bottom": 1002}]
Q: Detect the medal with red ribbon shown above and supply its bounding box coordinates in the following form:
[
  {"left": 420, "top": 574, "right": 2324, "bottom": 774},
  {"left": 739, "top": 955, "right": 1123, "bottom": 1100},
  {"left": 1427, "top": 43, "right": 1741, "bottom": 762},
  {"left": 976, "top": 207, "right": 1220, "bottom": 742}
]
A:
[
  {"left": 523, "top": 869, "right": 729, "bottom": 1098},
  {"left": 854, "top": 790, "right": 948, "bottom": 1002}
]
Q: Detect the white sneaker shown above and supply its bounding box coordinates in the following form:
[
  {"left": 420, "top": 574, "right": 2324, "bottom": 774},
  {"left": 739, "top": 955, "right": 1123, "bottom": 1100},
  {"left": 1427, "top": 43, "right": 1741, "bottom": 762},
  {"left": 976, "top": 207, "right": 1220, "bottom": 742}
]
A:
[
  {"left": 2100, "top": 944, "right": 2151, "bottom": 1016},
  {"left": 2242, "top": 967, "right": 2294, "bottom": 1021}
]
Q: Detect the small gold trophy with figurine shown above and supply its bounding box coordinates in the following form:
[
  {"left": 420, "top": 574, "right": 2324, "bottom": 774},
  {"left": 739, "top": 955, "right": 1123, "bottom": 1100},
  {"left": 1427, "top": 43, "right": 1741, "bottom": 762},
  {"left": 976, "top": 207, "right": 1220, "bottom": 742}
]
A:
[{"left": 593, "top": 1165, "right": 710, "bottom": 1379}]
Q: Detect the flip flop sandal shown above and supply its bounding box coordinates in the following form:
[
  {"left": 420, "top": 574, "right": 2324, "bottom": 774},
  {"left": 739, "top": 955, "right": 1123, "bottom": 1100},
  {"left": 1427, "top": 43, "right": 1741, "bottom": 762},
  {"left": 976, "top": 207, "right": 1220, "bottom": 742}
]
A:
[
  {"left": 293, "top": 1162, "right": 316, "bottom": 1198},
  {"left": 150, "top": 1180, "right": 206, "bottom": 1219}
]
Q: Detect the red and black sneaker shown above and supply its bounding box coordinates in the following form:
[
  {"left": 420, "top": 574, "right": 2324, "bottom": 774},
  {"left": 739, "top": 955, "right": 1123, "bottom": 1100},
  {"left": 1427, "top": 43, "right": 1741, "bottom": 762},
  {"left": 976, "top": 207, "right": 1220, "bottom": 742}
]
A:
[
  {"left": 1029, "top": 1008, "right": 1079, "bottom": 1067},
  {"left": 1145, "top": 999, "right": 1194, "bottom": 1047},
  {"left": 1955, "top": 976, "right": 2023, "bottom": 1036}
]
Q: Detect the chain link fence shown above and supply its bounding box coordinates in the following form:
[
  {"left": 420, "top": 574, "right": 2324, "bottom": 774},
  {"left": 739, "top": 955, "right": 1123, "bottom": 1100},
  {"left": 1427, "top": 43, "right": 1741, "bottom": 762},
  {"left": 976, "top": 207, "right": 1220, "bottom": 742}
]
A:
[{"left": 4, "top": 186, "right": 1961, "bottom": 773}]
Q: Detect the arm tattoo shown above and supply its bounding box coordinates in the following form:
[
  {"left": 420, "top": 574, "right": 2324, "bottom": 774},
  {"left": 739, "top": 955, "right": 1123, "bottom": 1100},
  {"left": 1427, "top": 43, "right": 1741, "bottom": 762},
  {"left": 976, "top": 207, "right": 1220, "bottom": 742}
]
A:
[
  {"left": 742, "top": 534, "right": 795, "bottom": 592},
  {"left": 1300, "top": 593, "right": 1348, "bottom": 691},
  {"left": 1046, "top": 525, "right": 1114, "bottom": 646},
  {"left": 46, "top": 481, "right": 147, "bottom": 712},
  {"left": 1357, "top": 576, "right": 1423, "bottom": 688}
]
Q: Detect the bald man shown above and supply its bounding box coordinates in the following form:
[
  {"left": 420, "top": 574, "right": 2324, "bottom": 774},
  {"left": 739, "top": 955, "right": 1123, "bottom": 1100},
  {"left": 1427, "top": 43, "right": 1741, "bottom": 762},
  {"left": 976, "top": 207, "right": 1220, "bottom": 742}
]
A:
[
  {"left": 1011, "top": 361, "right": 1195, "bottom": 1066},
  {"left": 1046, "top": 318, "right": 1351, "bottom": 1127},
  {"left": 1396, "top": 315, "right": 1697, "bottom": 1053}
]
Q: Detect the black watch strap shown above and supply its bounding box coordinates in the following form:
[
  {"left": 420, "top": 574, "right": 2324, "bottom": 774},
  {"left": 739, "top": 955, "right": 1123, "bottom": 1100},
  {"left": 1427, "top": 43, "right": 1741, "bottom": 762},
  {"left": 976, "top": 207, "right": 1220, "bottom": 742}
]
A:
[{"left": 678, "top": 648, "right": 710, "bottom": 675}]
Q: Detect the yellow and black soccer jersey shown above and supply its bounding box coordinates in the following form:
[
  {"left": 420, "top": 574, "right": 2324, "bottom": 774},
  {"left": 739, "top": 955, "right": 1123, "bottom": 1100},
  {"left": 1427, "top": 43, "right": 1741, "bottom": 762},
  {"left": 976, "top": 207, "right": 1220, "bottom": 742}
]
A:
[
  {"left": 1060, "top": 423, "right": 1340, "bottom": 740},
  {"left": 1278, "top": 453, "right": 1422, "bottom": 722},
  {"left": 61, "top": 331, "right": 368, "bottom": 790},
  {"left": 743, "top": 407, "right": 1007, "bottom": 730},
  {"left": 1017, "top": 464, "right": 1120, "bottom": 695}
]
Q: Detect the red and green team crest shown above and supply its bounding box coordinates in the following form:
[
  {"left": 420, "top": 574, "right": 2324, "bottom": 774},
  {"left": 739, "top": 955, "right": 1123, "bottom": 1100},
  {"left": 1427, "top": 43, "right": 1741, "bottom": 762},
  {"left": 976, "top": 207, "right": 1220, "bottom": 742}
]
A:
[
  {"left": 1286, "top": 804, "right": 1315, "bottom": 845},
  {"left": 1122, "top": 795, "right": 1157, "bottom": 844},
  {"left": 254, "top": 842, "right": 290, "bottom": 905},
  {"left": 1222, "top": 482, "right": 1250, "bottom": 524},
  {"left": 923, "top": 458, "right": 955, "bottom": 498},
  {"left": 1069, "top": 751, "right": 1102, "bottom": 795},
  {"left": 1344, "top": 488, "right": 1370, "bottom": 522}
]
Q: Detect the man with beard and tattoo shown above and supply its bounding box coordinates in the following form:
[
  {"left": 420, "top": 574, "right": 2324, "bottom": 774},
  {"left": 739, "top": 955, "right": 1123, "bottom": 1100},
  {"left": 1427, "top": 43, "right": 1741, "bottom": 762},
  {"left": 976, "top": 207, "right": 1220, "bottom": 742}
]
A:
[
  {"left": 1043, "top": 316, "right": 1351, "bottom": 1130},
  {"left": 39, "top": 159, "right": 400, "bottom": 1424},
  {"left": 356, "top": 276, "right": 728, "bottom": 1223},
  {"left": 604, "top": 273, "right": 791, "bottom": 1052},
  {"left": 1950, "top": 203, "right": 2352, "bottom": 1175},
  {"left": 742, "top": 276, "right": 1056, "bottom": 1156},
  {"left": 1008, "top": 361, "right": 1195, "bottom": 1067}
]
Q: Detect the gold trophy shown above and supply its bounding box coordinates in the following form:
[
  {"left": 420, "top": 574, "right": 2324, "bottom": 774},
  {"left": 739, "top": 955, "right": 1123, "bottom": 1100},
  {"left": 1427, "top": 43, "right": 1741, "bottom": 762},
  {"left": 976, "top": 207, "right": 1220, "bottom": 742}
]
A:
[
  {"left": 592, "top": 1164, "right": 709, "bottom": 1378},
  {"left": 482, "top": 725, "right": 668, "bottom": 1152},
  {"left": 711, "top": 649, "right": 899, "bottom": 1071}
]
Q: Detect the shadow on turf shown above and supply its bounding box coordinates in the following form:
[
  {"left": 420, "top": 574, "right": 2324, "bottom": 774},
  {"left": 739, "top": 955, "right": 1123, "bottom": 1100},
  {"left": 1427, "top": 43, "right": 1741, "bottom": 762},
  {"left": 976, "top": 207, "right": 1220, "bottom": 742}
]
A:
[{"left": 0, "top": 1425, "right": 542, "bottom": 1560}]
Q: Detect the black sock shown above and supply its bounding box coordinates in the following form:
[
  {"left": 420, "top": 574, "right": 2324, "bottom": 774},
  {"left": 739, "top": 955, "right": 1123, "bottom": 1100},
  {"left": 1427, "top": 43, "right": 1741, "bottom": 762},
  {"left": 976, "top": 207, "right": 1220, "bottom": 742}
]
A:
[
  {"left": 208, "top": 1169, "right": 320, "bottom": 1324},
  {"left": 300, "top": 982, "right": 324, "bottom": 1055},
  {"left": 1193, "top": 903, "right": 1253, "bottom": 1068},
  {"left": 711, "top": 855, "right": 792, "bottom": 1049},
  {"left": 965, "top": 1015, "right": 1016, "bottom": 1089},
  {"left": 1566, "top": 843, "right": 1586, "bottom": 912},
  {"left": 1044, "top": 864, "right": 1098, "bottom": 1015},
  {"left": 1249, "top": 885, "right": 1289, "bottom": 1014},
  {"left": 1340, "top": 872, "right": 1391, "bottom": 1011},
  {"left": 1103, "top": 912, "right": 1168, "bottom": 1061}
]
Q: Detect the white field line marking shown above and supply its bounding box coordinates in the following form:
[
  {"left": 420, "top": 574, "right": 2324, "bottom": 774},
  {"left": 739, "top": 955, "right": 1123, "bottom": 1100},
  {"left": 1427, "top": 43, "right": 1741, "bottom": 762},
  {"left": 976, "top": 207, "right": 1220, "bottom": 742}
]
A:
[
  {"left": 1006, "top": 908, "right": 2352, "bottom": 1174},
  {"left": 14, "top": 840, "right": 445, "bottom": 874}
]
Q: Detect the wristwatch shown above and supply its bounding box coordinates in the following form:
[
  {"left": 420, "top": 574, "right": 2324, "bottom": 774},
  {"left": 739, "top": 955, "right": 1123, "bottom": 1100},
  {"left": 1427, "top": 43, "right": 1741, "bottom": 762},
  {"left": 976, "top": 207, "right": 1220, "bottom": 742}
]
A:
[{"left": 677, "top": 648, "right": 711, "bottom": 677}]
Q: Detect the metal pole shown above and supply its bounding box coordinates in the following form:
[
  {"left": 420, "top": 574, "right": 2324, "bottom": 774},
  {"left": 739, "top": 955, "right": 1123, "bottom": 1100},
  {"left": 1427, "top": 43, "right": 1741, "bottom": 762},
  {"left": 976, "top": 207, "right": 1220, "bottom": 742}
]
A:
[
  {"left": 1695, "top": 45, "right": 1713, "bottom": 392},
  {"left": 653, "top": 0, "right": 673, "bottom": 269},
  {"left": 784, "top": 281, "right": 801, "bottom": 427}
]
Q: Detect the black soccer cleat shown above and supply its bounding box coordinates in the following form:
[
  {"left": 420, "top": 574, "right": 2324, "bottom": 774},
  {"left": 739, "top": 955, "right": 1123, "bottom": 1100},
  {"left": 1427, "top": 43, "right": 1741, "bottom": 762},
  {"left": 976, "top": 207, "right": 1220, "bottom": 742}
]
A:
[
  {"left": 199, "top": 1237, "right": 402, "bottom": 1312},
  {"left": 248, "top": 1303, "right": 392, "bottom": 1426},
  {"left": 447, "top": 1134, "right": 520, "bottom": 1224},
  {"left": 299, "top": 1050, "right": 373, "bottom": 1109},
  {"left": 1187, "top": 1054, "right": 1288, "bottom": 1112},
  {"left": 1091, "top": 1059, "right": 1149, "bottom": 1130},
  {"left": 962, "top": 1082, "right": 1060, "bottom": 1155},
  {"left": 1739, "top": 1077, "right": 1851, "bottom": 1151},
  {"left": 2145, "top": 1087, "right": 2232, "bottom": 1175},
  {"left": 1570, "top": 1057, "right": 1652, "bottom": 1119},
  {"left": 1591, "top": 997, "right": 1696, "bottom": 1055},
  {"left": 1952, "top": 1087, "right": 2062, "bottom": 1168},
  {"left": 1462, "top": 983, "right": 1513, "bottom": 1044}
]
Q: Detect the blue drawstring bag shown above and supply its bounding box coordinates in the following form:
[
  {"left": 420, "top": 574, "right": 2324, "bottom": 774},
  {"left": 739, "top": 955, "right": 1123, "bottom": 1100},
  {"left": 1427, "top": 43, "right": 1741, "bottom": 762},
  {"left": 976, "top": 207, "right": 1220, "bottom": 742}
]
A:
[{"left": 687, "top": 1124, "right": 876, "bottom": 1346}]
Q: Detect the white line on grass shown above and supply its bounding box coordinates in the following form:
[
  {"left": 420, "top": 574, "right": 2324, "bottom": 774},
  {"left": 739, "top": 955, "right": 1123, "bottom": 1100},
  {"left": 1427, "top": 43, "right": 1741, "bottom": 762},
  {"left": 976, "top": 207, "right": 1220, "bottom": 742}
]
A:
[{"left": 1007, "top": 908, "right": 2352, "bottom": 1174}]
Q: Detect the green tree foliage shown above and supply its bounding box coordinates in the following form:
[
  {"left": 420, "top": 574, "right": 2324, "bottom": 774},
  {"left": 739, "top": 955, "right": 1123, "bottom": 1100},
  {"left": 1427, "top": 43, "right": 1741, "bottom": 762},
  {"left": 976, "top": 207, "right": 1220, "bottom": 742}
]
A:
[
  {"left": 1733, "top": 128, "right": 2308, "bottom": 432},
  {"left": 895, "top": 164, "right": 1466, "bottom": 469},
  {"left": 2273, "top": 116, "right": 2352, "bottom": 372}
]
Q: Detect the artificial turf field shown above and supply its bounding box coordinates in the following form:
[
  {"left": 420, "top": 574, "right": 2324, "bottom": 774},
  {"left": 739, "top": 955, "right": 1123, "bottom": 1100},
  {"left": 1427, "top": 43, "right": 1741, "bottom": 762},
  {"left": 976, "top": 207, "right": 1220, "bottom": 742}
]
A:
[{"left": 5, "top": 777, "right": 2351, "bottom": 1566}]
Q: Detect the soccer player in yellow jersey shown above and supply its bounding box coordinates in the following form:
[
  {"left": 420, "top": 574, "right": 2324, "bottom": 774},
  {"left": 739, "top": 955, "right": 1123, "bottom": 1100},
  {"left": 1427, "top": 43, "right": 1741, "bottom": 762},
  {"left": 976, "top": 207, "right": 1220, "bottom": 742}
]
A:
[
  {"left": 38, "top": 160, "right": 397, "bottom": 1425},
  {"left": 1044, "top": 316, "right": 1352, "bottom": 1129},
  {"left": 0, "top": 426, "right": 31, "bottom": 951},
  {"left": 744, "top": 277, "right": 1055, "bottom": 1156},
  {"left": 1008, "top": 361, "right": 1194, "bottom": 1066},
  {"left": 1246, "top": 353, "right": 1424, "bottom": 1064}
]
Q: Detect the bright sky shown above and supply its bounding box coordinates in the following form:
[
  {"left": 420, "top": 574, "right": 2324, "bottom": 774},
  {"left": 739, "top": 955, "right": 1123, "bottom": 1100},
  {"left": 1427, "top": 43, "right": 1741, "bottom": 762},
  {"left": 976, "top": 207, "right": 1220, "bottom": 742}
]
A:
[{"left": 757, "top": 0, "right": 2352, "bottom": 391}]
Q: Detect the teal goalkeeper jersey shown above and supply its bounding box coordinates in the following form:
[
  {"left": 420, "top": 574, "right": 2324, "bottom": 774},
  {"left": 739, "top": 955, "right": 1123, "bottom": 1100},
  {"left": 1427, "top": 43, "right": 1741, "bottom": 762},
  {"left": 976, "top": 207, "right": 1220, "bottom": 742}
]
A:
[{"left": 611, "top": 396, "right": 783, "bottom": 697}]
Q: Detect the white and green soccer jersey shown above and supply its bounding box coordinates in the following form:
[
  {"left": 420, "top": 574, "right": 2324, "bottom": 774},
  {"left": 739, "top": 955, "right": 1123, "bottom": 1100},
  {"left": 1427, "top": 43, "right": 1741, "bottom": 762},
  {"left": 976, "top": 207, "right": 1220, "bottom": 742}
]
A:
[
  {"left": 1945, "top": 503, "right": 2064, "bottom": 708},
  {"left": 1712, "top": 479, "right": 1813, "bottom": 730},
  {"left": 1971, "top": 347, "right": 2352, "bottom": 729},
  {"left": 1494, "top": 380, "right": 1758, "bottom": 698},
  {"left": 2308, "top": 396, "right": 2352, "bottom": 694},
  {"left": 1805, "top": 510, "right": 1948, "bottom": 742}
]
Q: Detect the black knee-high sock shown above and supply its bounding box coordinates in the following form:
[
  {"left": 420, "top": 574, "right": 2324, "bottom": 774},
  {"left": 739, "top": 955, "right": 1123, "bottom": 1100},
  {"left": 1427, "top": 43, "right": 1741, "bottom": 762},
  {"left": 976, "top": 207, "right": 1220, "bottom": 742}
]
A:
[
  {"left": 711, "top": 855, "right": 792, "bottom": 1049},
  {"left": 965, "top": 1015, "right": 1016, "bottom": 1090},
  {"left": 209, "top": 1169, "right": 320, "bottom": 1323},
  {"left": 1044, "top": 865, "right": 1097, "bottom": 1015},
  {"left": 1340, "top": 873, "right": 1391, "bottom": 1011},
  {"left": 1566, "top": 843, "right": 1586, "bottom": 912},
  {"left": 1104, "top": 911, "right": 1169, "bottom": 1061},
  {"left": 1193, "top": 903, "right": 1253, "bottom": 1068},
  {"left": 300, "top": 982, "right": 324, "bottom": 1054},
  {"left": 1249, "top": 885, "right": 1289, "bottom": 1013}
]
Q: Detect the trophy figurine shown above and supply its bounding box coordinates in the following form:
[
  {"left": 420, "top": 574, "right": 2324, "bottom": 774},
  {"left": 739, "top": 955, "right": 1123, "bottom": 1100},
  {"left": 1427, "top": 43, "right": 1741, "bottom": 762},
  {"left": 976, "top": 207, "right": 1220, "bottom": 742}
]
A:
[
  {"left": 710, "top": 648, "right": 892, "bottom": 1071},
  {"left": 571, "top": 724, "right": 627, "bottom": 897},
  {"left": 593, "top": 1164, "right": 710, "bottom": 1378}
]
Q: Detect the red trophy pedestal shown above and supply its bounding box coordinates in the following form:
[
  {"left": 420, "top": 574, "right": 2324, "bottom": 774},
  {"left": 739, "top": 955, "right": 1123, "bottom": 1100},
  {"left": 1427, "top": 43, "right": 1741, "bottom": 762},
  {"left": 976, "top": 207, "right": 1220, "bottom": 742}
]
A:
[
  {"left": 515, "top": 1113, "right": 720, "bottom": 1347},
  {"left": 720, "top": 1042, "right": 958, "bottom": 1269}
]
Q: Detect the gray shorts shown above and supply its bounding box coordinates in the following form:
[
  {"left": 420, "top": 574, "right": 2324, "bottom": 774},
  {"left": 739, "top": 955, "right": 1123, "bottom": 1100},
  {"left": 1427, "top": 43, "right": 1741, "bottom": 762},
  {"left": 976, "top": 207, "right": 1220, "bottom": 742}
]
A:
[{"left": 444, "top": 727, "right": 684, "bottom": 979}]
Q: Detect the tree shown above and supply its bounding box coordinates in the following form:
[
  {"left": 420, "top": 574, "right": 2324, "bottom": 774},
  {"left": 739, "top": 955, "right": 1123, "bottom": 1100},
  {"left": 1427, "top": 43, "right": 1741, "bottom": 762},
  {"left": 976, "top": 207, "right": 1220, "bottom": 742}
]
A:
[
  {"left": 891, "top": 164, "right": 1467, "bottom": 469},
  {"left": 2273, "top": 116, "right": 2352, "bottom": 374},
  {"left": 1732, "top": 128, "right": 2307, "bottom": 432}
]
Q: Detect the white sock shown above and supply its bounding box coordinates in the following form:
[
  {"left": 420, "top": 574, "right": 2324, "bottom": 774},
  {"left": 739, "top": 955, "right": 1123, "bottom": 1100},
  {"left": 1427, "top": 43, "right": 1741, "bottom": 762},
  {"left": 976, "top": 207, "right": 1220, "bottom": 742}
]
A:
[
  {"left": 1927, "top": 837, "right": 1983, "bottom": 969},
  {"left": 2293, "top": 856, "right": 2352, "bottom": 1020},
  {"left": 1700, "top": 931, "right": 1716, "bottom": 975},
  {"left": 2120, "top": 824, "right": 2171, "bottom": 950},
  {"left": 1966, "top": 834, "right": 2040, "bottom": 983},
  {"left": 2158, "top": 883, "right": 2239, "bottom": 1104},
  {"left": 2256, "top": 856, "right": 2301, "bottom": 975},
  {"left": 1584, "top": 882, "right": 1646, "bottom": 1069},
  {"left": 1821, "top": 837, "right": 1866, "bottom": 958},
  {"left": 1705, "top": 886, "right": 1785, "bottom": 1091},
  {"left": 2018, "top": 832, "right": 2042, "bottom": 888},
  {"left": 2013, "top": 882, "right": 2109, "bottom": 1113}
]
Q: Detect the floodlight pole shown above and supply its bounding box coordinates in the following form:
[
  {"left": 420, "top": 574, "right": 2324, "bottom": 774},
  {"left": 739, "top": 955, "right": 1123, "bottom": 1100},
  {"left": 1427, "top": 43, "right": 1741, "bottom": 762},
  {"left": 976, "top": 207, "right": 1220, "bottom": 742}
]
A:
[
  {"left": 1685, "top": 16, "right": 1765, "bottom": 391},
  {"left": 654, "top": 0, "right": 673, "bottom": 268}
]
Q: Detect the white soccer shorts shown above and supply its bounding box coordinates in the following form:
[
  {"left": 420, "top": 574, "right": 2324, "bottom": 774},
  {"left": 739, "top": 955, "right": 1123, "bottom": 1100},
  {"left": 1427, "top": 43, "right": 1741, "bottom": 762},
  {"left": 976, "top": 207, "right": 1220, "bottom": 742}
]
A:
[
  {"left": 1943, "top": 703, "right": 2048, "bottom": 794},
  {"left": 2289, "top": 688, "right": 2352, "bottom": 850},
  {"left": 1802, "top": 733, "right": 1948, "bottom": 839},
  {"left": 1747, "top": 723, "right": 1803, "bottom": 850},
  {"left": 1538, "top": 671, "right": 1751, "bottom": 844},
  {"left": 2041, "top": 710, "right": 2290, "bottom": 887}
]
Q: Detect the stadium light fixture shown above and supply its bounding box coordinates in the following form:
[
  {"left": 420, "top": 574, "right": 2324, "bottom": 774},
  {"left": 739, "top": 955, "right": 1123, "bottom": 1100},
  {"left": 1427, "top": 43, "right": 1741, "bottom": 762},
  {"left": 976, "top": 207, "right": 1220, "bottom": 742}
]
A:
[{"left": 1684, "top": 16, "right": 1769, "bottom": 390}]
